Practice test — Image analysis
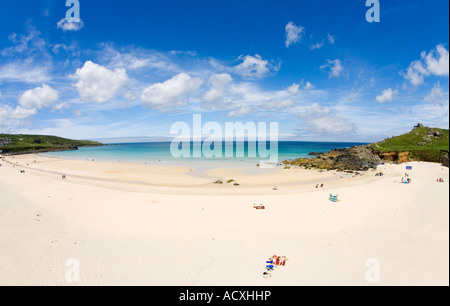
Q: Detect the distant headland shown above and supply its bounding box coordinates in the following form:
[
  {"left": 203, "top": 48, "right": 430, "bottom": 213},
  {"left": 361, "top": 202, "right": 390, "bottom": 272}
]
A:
[{"left": 0, "top": 134, "right": 103, "bottom": 155}]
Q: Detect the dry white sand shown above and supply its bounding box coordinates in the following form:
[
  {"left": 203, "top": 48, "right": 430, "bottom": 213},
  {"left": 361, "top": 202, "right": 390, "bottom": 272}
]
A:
[{"left": 0, "top": 154, "right": 448, "bottom": 286}]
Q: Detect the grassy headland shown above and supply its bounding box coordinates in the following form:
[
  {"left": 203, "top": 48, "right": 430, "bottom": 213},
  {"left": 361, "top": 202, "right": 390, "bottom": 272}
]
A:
[
  {"left": 372, "top": 125, "right": 449, "bottom": 162},
  {"left": 284, "top": 125, "right": 449, "bottom": 171},
  {"left": 0, "top": 134, "right": 103, "bottom": 155}
]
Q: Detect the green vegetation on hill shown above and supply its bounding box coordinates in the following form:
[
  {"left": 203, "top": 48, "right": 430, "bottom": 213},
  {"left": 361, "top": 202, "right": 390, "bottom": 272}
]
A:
[
  {"left": 0, "top": 134, "right": 103, "bottom": 154},
  {"left": 372, "top": 126, "right": 449, "bottom": 162}
]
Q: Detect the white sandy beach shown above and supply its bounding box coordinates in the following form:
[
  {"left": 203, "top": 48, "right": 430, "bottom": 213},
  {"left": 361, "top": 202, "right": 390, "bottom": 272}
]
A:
[{"left": 0, "top": 154, "right": 448, "bottom": 286}]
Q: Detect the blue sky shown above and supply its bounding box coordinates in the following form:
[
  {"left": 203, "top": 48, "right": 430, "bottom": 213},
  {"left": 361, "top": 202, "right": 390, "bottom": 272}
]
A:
[{"left": 0, "top": 0, "right": 448, "bottom": 142}]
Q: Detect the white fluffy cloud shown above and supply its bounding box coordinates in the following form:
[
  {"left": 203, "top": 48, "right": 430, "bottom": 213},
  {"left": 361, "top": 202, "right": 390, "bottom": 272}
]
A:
[
  {"left": 404, "top": 44, "right": 449, "bottom": 86},
  {"left": 287, "top": 83, "right": 300, "bottom": 95},
  {"left": 141, "top": 73, "right": 203, "bottom": 112},
  {"left": 0, "top": 105, "right": 37, "bottom": 130},
  {"left": 320, "top": 59, "right": 344, "bottom": 78},
  {"left": 424, "top": 44, "right": 449, "bottom": 76},
  {"left": 285, "top": 22, "right": 305, "bottom": 48},
  {"left": 405, "top": 60, "right": 428, "bottom": 86},
  {"left": 57, "top": 18, "right": 84, "bottom": 32},
  {"left": 234, "top": 55, "right": 276, "bottom": 78},
  {"left": 376, "top": 88, "right": 398, "bottom": 104},
  {"left": 10, "top": 105, "right": 37, "bottom": 119},
  {"left": 19, "top": 84, "right": 59, "bottom": 109},
  {"left": 425, "top": 83, "right": 448, "bottom": 105},
  {"left": 203, "top": 73, "right": 233, "bottom": 103},
  {"left": 0, "top": 84, "right": 58, "bottom": 130},
  {"left": 74, "top": 61, "right": 130, "bottom": 104}
]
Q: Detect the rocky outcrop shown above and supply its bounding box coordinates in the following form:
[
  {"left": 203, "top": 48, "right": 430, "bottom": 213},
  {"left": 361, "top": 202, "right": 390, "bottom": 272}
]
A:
[
  {"left": 284, "top": 124, "right": 448, "bottom": 171},
  {"left": 284, "top": 145, "right": 382, "bottom": 171},
  {"left": 308, "top": 152, "right": 326, "bottom": 156},
  {"left": 442, "top": 151, "right": 449, "bottom": 168},
  {"left": 418, "top": 129, "right": 443, "bottom": 146}
]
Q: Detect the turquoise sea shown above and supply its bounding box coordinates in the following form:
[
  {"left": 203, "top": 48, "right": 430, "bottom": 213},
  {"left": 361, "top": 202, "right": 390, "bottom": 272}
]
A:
[{"left": 43, "top": 141, "right": 368, "bottom": 165}]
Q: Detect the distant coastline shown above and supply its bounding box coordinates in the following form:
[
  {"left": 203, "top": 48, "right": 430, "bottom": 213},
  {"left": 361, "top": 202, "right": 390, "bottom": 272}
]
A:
[{"left": 0, "top": 134, "right": 103, "bottom": 155}]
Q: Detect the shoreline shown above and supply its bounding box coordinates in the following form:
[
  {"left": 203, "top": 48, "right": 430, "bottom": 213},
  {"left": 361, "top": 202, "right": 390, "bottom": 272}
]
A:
[{"left": 2, "top": 153, "right": 390, "bottom": 194}]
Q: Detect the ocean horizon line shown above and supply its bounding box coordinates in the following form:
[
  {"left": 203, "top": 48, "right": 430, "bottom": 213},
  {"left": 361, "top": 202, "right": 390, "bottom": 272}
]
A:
[{"left": 92, "top": 138, "right": 371, "bottom": 146}]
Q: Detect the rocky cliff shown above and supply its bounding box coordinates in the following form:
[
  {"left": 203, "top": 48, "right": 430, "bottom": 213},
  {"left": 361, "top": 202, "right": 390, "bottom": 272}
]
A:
[{"left": 284, "top": 145, "right": 382, "bottom": 171}]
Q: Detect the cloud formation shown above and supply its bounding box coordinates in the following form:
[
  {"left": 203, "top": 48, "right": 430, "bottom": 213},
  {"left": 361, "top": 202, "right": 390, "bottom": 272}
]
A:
[
  {"left": 404, "top": 44, "right": 449, "bottom": 86},
  {"left": 320, "top": 59, "right": 344, "bottom": 78},
  {"left": 57, "top": 18, "right": 84, "bottom": 32},
  {"left": 141, "top": 73, "right": 204, "bottom": 112},
  {"left": 285, "top": 22, "right": 305, "bottom": 48},
  {"left": 203, "top": 73, "right": 233, "bottom": 104},
  {"left": 19, "top": 84, "right": 59, "bottom": 109},
  {"left": 424, "top": 83, "right": 448, "bottom": 105},
  {"left": 376, "top": 88, "right": 398, "bottom": 103},
  {"left": 74, "top": 61, "right": 129, "bottom": 104},
  {"left": 234, "top": 55, "right": 277, "bottom": 78}
]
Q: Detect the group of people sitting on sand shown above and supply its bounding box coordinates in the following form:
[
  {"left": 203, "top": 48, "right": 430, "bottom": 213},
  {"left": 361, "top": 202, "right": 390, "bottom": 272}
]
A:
[
  {"left": 400, "top": 171, "right": 412, "bottom": 184},
  {"left": 315, "top": 183, "right": 324, "bottom": 188},
  {"left": 401, "top": 177, "right": 412, "bottom": 184},
  {"left": 437, "top": 177, "right": 445, "bottom": 183},
  {"left": 263, "top": 255, "right": 287, "bottom": 278},
  {"left": 253, "top": 203, "right": 265, "bottom": 210}
]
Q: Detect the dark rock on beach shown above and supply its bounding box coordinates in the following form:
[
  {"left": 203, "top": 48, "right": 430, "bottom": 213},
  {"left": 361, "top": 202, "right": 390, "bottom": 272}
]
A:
[
  {"left": 284, "top": 145, "right": 382, "bottom": 171},
  {"left": 308, "top": 152, "right": 326, "bottom": 156}
]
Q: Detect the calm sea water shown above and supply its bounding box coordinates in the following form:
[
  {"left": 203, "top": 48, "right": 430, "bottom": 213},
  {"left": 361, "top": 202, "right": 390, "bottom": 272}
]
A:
[{"left": 42, "top": 141, "right": 367, "bottom": 165}]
